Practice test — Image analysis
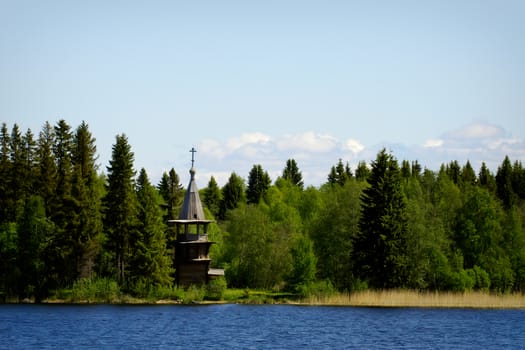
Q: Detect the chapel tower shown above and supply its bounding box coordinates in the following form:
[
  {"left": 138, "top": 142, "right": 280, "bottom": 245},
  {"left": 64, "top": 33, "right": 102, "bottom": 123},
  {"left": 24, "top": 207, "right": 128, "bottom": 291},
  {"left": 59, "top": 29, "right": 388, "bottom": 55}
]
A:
[{"left": 168, "top": 148, "right": 222, "bottom": 285}]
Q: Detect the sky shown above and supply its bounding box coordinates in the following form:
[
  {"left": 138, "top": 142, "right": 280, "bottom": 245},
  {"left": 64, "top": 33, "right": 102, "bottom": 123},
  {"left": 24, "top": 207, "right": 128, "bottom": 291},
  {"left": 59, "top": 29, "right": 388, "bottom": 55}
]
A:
[{"left": 1, "top": 0, "right": 524, "bottom": 186}]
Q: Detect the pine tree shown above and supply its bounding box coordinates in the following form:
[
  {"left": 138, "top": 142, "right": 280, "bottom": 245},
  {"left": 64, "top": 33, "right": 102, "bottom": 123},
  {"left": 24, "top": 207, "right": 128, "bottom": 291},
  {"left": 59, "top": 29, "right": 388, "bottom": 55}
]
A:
[
  {"left": 103, "top": 134, "right": 140, "bottom": 285},
  {"left": 133, "top": 168, "right": 172, "bottom": 289},
  {"left": 246, "top": 164, "right": 271, "bottom": 205},
  {"left": 353, "top": 149, "right": 411, "bottom": 288},
  {"left": 282, "top": 159, "right": 304, "bottom": 190}
]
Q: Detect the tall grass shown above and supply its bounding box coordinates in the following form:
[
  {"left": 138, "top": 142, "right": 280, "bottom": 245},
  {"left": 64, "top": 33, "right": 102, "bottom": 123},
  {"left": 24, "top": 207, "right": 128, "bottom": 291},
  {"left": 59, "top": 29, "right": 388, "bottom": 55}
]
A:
[
  {"left": 71, "top": 277, "right": 121, "bottom": 303},
  {"left": 301, "top": 290, "right": 525, "bottom": 308}
]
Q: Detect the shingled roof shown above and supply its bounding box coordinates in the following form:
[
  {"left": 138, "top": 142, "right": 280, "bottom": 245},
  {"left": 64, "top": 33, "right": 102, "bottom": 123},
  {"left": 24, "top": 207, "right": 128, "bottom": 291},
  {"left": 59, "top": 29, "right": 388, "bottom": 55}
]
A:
[{"left": 178, "top": 166, "right": 206, "bottom": 220}]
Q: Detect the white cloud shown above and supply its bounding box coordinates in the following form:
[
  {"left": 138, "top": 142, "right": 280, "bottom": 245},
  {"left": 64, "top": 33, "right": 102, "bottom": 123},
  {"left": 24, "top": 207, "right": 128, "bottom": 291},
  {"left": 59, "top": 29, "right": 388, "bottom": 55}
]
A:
[
  {"left": 445, "top": 122, "right": 505, "bottom": 140},
  {"left": 226, "top": 132, "right": 271, "bottom": 152},
  {"left": 343, "top": 138, "right": 365, "bottom": 154},
  {"left": 193, "top": 123, "right": 524, "bottom": 187},
  {"left": 276, "top": 132, "right": 337, "bottom": 153},
  {"left": 423, "top": 139, "right": 444, "bottom": 148}
]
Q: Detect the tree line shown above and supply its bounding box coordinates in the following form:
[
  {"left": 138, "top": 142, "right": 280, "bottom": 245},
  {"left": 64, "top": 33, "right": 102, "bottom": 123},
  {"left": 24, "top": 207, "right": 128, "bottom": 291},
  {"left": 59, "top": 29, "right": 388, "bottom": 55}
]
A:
[{"left": 1, "top": 120, "right": 524, "bottom": 301}]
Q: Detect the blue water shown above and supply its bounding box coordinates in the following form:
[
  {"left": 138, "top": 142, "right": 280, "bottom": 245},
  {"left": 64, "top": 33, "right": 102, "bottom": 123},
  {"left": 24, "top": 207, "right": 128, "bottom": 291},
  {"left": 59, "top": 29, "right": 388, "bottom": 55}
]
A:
[{"left": 1, "top": 304, "right": 524, "bottom": 349}]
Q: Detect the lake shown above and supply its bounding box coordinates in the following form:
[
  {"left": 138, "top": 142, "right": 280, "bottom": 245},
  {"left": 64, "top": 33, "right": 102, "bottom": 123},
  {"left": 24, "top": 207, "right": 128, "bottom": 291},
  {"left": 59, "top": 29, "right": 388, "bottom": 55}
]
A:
[{"left": 1, "top": 304, "right": 524, "bottom": 349}]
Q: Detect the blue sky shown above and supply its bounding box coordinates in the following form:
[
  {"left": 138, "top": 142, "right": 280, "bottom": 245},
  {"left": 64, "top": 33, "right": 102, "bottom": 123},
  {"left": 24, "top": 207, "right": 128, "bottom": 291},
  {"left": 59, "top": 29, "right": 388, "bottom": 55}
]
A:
[{"left": 1, "top": 1, "right": 524, "bottom": 186}]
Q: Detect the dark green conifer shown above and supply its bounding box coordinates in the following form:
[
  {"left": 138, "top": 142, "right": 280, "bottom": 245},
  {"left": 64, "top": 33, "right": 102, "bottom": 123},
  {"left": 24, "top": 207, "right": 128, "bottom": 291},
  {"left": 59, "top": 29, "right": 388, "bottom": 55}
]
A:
[
  {"left": 246, "top": 164, "right": 271, "bottom": 205},
  {"left": 353, "top": 149, "right": 410, "bottom": 288},
  {"left": 103, "top": 134, "right": 140, "bottom": 285},
  {"left": 282, "top": 159, "right": 304, "bottom": 190}
]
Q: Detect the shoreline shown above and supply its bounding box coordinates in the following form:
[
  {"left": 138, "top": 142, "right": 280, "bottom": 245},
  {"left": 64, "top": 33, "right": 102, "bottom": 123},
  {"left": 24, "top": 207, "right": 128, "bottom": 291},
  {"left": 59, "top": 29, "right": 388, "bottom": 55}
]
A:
[{"left": 5, "top": 290, "right": 525, "bottom": 309}]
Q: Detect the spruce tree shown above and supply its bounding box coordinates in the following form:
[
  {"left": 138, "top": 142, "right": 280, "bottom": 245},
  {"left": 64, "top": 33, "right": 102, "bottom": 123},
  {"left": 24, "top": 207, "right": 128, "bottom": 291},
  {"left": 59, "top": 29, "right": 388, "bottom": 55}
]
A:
[
  {"left": 133, "top": 168, "right": 172, "bottom": 289},
  {"left": 282, "top": 159, "right": 304, "bottom": 190},
  {"left": 461, "top": 160, "right": 476, "bottom": 185},
  {"left": 246, "top": 164, "right": 271, "bottom": 205},
  {"left": 0, "top": 124, "right": 11, "bottom": 223},
  {"left": 103, "top": 134, "right": 140, "bottom": 285},
  {"left": 355, "top": 161, "right": 370, "bottom": 181},
  {"left": 353, "top": 148, "right": 411, "bottom": 288},
  {"left": 479, "top": 162, "right": 496, "bottom": 193},
  {"left": 157, "top": 168, "right": 183, "bottom": 220},
  {"left": 36, "top": 122, "right": 57, "bottom": 212},
  {"left": 51, "top": 119, "right": 74, "bottom": 229},
  {"left": 8, "top": 124, "right": 25, "bottom": 222},
  {"left": 71, "top": 121, "right": 102, "bottom": 279},
  {"left": 496, "top": 156, "right": 516, "bottom": 209}
]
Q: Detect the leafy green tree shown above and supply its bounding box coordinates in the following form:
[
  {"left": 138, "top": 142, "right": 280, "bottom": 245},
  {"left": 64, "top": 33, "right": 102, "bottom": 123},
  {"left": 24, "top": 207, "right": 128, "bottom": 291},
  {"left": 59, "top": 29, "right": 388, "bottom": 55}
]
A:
[
  {"left": 0, "top": 222, "right": 18, "bottom": 298},
  {"left": 353, "top": 149, "right": 411, "bottom": 288},
  {"left": 203, "top": 176, "right": 221, "bottom": 218},
  {"left": 246, "top": 164, "right": 271, "bottom": 205},
  {"left": 219, "top": 172, "right": 245, "bottom": 220},
  {"left": 310, "top": 180, "right": 364, "bottom": 290},
  {"left": 503, "top": 207, "right": 525, "bottom": 290},
  {"left": 224, "top": 204, "right": 292, "bottom": 289},
  {"left": 17, "top": 196, "right": 55, "bottom": 301},
  {"left": 132, "top": 168, "right": 172, "bottom": 290},
  {"left": 103, "top": 134, "right": 140, "bottom": 285},
  {"left": 282, "top": 159, "right": 304, "bottom": 190},
  {"left": 454, "top": 186, "right": 513, "bottom": 291},
  {"left": 286, "top": 235, "right": 317, "bottom": 294},
  {"left": 157, "top": 168, "right": 183, "bottom": 220}
]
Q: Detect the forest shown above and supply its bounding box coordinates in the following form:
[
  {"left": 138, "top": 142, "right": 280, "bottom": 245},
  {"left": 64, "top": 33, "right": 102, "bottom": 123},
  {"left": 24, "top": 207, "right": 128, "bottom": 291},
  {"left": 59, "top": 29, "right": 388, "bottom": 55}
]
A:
[{"left": 1, "top": 120, "right": 525, "bottom": 302}]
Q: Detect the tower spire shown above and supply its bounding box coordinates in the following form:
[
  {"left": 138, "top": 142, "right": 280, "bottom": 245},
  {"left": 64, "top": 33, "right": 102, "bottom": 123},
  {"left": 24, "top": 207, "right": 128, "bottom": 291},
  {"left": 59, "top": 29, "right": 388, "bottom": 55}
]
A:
[{"left": 190, "top": 147, "right": 197, "bottom": 168}]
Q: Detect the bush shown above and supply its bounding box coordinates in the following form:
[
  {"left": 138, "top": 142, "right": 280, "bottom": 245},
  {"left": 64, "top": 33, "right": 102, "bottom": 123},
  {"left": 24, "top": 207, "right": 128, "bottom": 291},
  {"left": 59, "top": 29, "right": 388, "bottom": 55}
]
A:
[
  {"left": 182, "top": 285, "right": 205, "bottom": 303},
  {"left": 296, "top": 280, "right": 336, "bottom": 298},
  {"left": 467, "top": 266, "right": 491, "bottom": 291},
  {"left": 205, "top": 277, "right": 227, "bottom": 301}
]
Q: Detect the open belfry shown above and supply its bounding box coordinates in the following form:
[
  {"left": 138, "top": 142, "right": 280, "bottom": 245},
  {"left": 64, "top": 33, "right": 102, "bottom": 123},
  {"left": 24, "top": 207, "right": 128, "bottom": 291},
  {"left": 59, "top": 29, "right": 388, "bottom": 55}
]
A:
[{"left": 168, "top": 148, "right": 223, "bottom": 285}]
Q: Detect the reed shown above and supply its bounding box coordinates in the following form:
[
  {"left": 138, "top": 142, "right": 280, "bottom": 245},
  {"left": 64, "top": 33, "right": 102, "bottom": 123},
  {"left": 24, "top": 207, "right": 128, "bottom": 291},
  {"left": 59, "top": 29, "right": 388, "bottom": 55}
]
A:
[{"left": 301, "top": 290, "right": 525, "bottom": 309}]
